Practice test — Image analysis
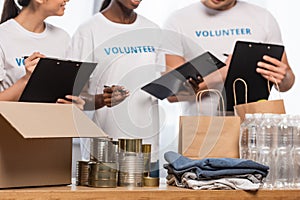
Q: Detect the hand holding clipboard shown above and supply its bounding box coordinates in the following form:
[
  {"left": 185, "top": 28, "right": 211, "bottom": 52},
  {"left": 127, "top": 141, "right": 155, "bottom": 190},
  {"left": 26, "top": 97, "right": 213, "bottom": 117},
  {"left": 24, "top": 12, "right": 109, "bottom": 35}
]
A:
[
  {"left": 141, "top": 51, "right": 225, "bottom": 100},
  {"left": 19, "top": 56, "right": 97, "bottom": 103},
  {"left": 224, "top": 40, "right": 284, "bottom": 111}
]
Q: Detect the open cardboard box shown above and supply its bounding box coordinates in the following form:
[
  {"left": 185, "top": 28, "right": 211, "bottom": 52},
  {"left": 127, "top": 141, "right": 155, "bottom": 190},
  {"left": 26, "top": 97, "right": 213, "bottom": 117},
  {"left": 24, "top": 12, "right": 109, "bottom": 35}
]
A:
[{"left": 0, "top": 101, "right": 107, "bottom": 188}]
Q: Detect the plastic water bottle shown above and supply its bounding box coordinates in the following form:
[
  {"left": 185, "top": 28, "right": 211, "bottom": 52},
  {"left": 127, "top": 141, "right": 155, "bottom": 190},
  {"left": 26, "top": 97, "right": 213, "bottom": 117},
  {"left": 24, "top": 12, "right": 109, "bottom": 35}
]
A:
[
  {"left": 247, "top": 113, "right": 262, "bottom": 162},
  {"left": 292, "top": 115, "right": 300, "bottom": 188},
  {"left": 257, "top": 113, "right": 275, "bottom": 189},
  {"left": 239, "top": 114, "right": 254, "bottom": 159},
  {"left": 274, "top": 114, "right": 293, "bottom": 189}
]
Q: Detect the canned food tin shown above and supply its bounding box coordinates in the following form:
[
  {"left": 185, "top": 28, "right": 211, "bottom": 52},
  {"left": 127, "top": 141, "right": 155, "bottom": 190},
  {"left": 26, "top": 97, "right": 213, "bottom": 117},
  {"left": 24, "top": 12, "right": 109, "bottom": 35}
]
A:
[
  {"left": 143, "top": 177, "right": 160, "bottom": 187},
  {"left": 90, "top": 138, "right": 117, "bottom": 163},
  {"left": 118, "top": 138, "right": 142, "bottom": 153},
  {"left": 88, "top": 162, "right": 117, "bottom": 188},
  {"left": 76, "top": 161, "right": 89, "bottom": 186}
]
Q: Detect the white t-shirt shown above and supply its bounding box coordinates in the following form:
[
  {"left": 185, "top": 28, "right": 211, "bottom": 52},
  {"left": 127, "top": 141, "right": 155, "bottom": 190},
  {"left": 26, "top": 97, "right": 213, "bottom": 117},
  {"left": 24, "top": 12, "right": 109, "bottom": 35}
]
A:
[
  {"left": 163, "top": 1, "right": 282, "bottom": 115},
  {"left": 68, "top": 13, "right": 162, "bottom": 161},
  {"left": 0, "top": 19, "right": 70, "bottom": 91}
]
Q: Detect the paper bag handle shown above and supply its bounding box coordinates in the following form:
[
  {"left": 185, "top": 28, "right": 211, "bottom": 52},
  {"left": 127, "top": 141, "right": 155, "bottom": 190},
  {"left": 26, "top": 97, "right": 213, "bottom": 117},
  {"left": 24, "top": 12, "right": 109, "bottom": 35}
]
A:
[
  {"left": 233, "top": 77, "right": 281, "bottom": 106},
  {"left": 233, "top": 78, "right": 248, "bottom": 105},
  {"left": 196, "top": 89, "right": 225, "bottom": 116}
]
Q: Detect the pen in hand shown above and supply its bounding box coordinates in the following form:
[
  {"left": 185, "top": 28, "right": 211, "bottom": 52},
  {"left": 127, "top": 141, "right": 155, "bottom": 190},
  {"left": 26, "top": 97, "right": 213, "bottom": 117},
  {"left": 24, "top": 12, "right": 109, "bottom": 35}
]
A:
[
  {"left": 103, "top": 85, "right": 129, "bottom": 107},
  {"left": 104, "top": 85, "right": 129, "bottom": 95}
]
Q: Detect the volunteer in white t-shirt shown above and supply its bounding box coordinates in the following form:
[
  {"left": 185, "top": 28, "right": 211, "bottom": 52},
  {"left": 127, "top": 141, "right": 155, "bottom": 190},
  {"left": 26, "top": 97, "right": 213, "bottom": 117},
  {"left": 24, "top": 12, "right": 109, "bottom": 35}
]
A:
[
  {"left": 68, "top": 0, "right": 162, "bottom": 174},
  {"left": 163, "top": 0, "right": 295, "bottom": 116},
  {"left": 0, "top": 0, "right": 83, "bottom": 107}
]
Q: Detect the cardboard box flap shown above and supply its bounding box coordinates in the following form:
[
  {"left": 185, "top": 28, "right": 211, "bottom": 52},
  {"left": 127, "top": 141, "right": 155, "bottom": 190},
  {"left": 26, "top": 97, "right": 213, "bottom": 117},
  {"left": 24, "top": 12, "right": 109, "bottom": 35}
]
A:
[{"left": 0, "top": 101, "right": 108, "bottom": 139}]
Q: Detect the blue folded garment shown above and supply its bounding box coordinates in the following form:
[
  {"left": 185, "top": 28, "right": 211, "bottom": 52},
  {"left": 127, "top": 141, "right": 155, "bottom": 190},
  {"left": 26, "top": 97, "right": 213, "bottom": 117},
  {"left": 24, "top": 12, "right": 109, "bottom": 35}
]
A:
[{"left": 164, "top": 151, "right": 269, "bottom": 178}]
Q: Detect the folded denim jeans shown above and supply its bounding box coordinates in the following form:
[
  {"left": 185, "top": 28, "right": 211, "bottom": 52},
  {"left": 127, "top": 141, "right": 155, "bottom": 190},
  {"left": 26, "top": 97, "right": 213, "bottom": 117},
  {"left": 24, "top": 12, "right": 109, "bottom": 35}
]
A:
[{"left": 164, "top": 151, "right": 269, "bottom": 178}]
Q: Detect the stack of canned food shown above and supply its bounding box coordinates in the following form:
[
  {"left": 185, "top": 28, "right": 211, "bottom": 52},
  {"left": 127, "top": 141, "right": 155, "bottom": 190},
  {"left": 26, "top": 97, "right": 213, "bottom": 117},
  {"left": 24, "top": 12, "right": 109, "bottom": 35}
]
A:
[{"left": 76, "top": 138, "right": 159, "bottom": 188}]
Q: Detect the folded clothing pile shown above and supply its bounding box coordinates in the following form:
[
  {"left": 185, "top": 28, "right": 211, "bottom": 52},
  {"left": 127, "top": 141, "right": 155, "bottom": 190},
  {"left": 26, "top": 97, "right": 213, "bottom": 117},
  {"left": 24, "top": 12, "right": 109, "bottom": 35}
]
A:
[{"left": 164, "top": 151, "right": 269, "bottom": 190}]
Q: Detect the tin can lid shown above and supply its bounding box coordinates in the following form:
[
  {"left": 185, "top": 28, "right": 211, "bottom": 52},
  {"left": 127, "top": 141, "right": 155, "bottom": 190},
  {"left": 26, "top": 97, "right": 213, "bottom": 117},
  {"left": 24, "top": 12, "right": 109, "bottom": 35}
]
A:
[
  {"left": 118, "top": 138, "right": 142, "bottom": 153},
  {"left": 142, "top": 144, "right": 151, "bottom": 153},
  {"left": 143, "top": 177, "right": 159, "bottom": 187}
]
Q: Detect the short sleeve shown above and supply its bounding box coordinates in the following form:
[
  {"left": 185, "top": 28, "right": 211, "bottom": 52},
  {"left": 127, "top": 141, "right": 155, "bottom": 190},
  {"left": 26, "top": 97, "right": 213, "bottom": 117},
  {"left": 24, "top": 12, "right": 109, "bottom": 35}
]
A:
[
  {"left": 161, "top": 14, "right": 185, "bottom": 57},
  {"left": 0, "top": 46, "right": 9, "bottom": 92},
  {"left": 264, "top": 11, "right": 283, "bottom": 44},
  {"left": 0, "top": 46, "right": 5, "bottom": 82},
  {"left": 66, "top": 27, "right": 94, "bottom": 62}
]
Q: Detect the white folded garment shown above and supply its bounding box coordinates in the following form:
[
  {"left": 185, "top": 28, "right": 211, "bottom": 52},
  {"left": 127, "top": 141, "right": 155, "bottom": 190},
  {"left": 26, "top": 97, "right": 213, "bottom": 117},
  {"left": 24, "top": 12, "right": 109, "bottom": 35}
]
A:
[{"left": 182, "top": 172, "right": 261, "bottom": 190}]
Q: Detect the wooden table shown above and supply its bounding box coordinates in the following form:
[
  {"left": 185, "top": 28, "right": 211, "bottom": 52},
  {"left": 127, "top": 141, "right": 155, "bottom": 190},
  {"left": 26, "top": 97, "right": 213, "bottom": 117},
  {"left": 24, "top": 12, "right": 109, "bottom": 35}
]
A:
[{"left": 0, "top": 183, "right": 299, "bottom": 200}]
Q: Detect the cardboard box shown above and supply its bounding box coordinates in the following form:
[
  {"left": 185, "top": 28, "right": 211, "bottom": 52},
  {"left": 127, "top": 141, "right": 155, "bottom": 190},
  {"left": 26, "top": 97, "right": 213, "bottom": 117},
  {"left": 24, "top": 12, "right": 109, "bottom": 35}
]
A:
[{"left": 0, "top": 101, "right": 107, "bottom": 188}]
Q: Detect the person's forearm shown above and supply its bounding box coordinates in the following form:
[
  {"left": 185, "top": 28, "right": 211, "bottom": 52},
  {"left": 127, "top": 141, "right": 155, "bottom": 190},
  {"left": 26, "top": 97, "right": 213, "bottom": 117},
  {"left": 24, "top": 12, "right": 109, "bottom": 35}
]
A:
[
  {"left": 278, "top": 68, "right": 295, "bottom": 92},
  {"left": 273, "top": 52, "right": 295, "bottom": 92},
  {"left": 81, "top": 93, "right": 105, "bottom": 110},
  {"left": 167, "top": 94, "right": 195, "bottom": 102},
  {"left": 0, "top": 76, "right": 28, "bottom": 101},
  {"left": 199, "top": 66, "right": 228, "bottom": 91}
]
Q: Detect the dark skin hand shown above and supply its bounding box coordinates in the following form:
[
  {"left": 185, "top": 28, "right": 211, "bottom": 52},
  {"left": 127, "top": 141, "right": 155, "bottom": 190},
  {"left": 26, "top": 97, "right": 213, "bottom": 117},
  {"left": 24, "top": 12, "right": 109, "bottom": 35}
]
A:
[
  {"left": 79, "top": 84, "right": 106, "bottom": 110},
  {"left": 80, "top": 85, "right": 129, "bottom": 110},
  {"left": 167, "top": 76, "right": 204, "bottom": 102},
  {"left": 186, "top": 75, "right": 204, "bottom": 93},
  {"left": 103, "top": 85, "right": 130, "bottom": 107},
  {"left": 166, "top": 54, "right": 231, "bottom": 103},
  {"left": 80, "top": 93, "right": 105, "bottom": 111}
]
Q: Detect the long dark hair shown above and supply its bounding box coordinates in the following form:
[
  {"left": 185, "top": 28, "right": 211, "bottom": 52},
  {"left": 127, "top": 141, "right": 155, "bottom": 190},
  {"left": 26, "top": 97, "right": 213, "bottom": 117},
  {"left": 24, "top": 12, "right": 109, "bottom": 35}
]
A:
[
  {"left": 1, "top": 0, "right": 30, "bottom": 24},
  {"left": 100, "top": 0, "right": 111, "bottom": 12}
]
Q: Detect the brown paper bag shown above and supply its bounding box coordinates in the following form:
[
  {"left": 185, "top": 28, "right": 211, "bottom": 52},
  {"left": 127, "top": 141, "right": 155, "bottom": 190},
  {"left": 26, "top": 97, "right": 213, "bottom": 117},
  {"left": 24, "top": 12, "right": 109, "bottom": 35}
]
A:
[
  {"left": 233, "top": 78, "right": 286, "bottom": 121},
  {"left": 179, "top": 89, "right": 240, "bottom": 159}
]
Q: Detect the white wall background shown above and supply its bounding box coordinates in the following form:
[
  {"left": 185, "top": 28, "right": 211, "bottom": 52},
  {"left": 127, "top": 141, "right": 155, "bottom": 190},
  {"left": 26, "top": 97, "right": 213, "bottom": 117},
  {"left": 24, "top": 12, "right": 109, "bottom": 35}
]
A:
[{"left": 46, "top": 0, "right": 94, "bottom": 35}]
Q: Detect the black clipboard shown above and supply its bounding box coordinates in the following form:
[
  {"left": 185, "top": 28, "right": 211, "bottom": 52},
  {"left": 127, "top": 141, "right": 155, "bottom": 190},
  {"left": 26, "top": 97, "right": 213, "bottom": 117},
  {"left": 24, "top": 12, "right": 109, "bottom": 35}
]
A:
[
  {"left": 224, "top": 40, "right": 284, "bottom": 111},
  {"left": 141, "top": 51, "right": 225, "bottom": 100},
  {"left": 19, "top": 57, "right": 97, "bottom": 103}
]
